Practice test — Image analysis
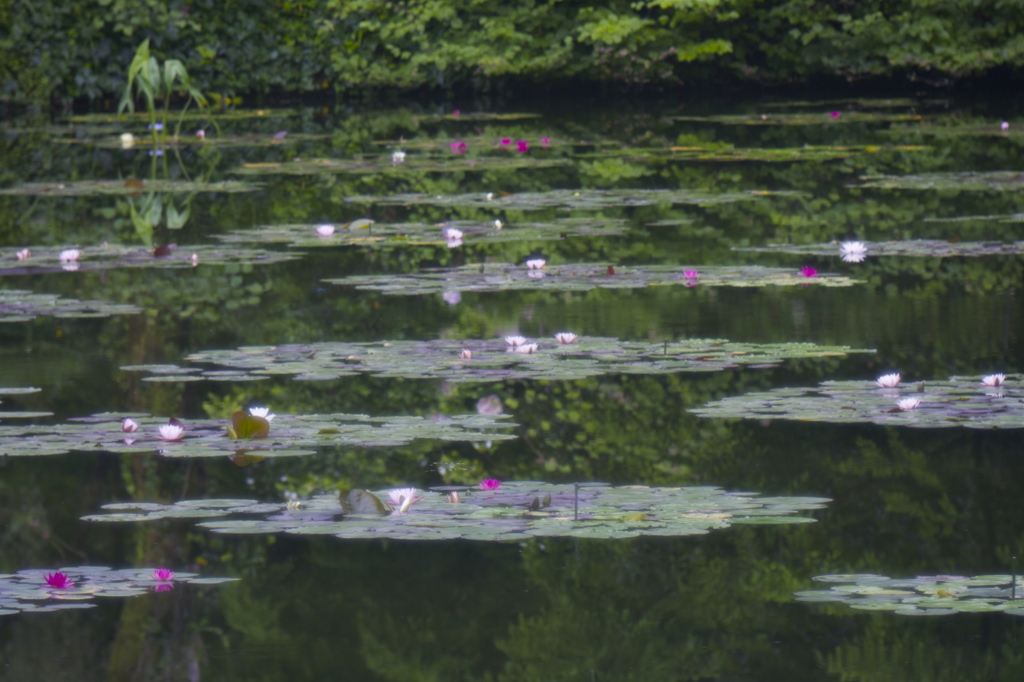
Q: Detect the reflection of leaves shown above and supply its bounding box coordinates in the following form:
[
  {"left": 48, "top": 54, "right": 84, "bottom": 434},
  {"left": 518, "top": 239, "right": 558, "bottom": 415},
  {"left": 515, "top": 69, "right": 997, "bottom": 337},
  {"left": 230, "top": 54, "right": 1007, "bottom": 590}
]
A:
[{"left": 0, "top": 290, "right": 141, "bottom": 323}]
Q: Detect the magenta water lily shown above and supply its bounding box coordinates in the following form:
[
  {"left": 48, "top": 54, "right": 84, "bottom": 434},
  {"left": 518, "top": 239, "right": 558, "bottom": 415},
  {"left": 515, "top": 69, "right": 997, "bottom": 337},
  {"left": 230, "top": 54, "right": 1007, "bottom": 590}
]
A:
[
  {"left": 153, "top": 568, "right": 175, "bottom": 581},
  {"left": 44, "top": 571, "right": 75, "bottom": 589},
  {"left": 479, "top": 479, "right": 501, "bottom": 491}
]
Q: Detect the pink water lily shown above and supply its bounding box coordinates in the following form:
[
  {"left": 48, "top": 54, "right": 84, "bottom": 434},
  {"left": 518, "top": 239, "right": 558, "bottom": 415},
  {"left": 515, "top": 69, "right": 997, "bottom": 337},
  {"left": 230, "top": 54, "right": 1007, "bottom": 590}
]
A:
[
  {"left": 316, "top": 224, "right": 335, "bottom": 237},
  {"left": 1001, "top": 122, "right": 1009, "bottom": 131},
  {"left": 479, "top": 479, "right": 501, "bottom": 491},
  {"left": 684, "top": 270, "right": 699, "bottom": 279},
  {"left": 516, "top": 141, "right": 529, "bottom": 153},
  {"left": 153, "top": 567, "right": 175, "bottom": 582},
  {"left": 500, "top": 138, "right": 511, "bottom": 146},
  {"left": 122, "top": 418, "right": 139, "bottom": 433},
  {"left": 450, "top": 141, "right": 467, "bottom": 154},
  {"left": 540, "top": 137, "right": 550, "bottom": 148},
  {"left": 799, "top": 266, "right": 817, "bottom": 278},
  {"left": 829, "top": 111, "right": 841, "bottom": 119},
  {"left": 16, "top": 249, "right": 30, "bottom": 261},
  {"left": 44, "top": 571, "right": 75, "bottom": 589},
  {"left": 59, "top": 249, "right": 80, "bottom": 263},
  {"left": 526, "top": 258, "right": 546, "bottom": 270},
  {"left": 458, "top": 349, "right": 473, "bottom": 360}
]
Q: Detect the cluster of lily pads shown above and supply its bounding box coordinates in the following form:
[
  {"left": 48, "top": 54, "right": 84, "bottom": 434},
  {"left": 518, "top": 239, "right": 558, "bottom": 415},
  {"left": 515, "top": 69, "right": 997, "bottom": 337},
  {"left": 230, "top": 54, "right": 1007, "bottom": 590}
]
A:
[
  {"left": 736, "top": 239, "right": 1024, "bottom": 260},
  {"left": 0, "top": 567, "right": 237, "bottom": 616},
  {"left": 82, "top": 482, "right": 830, "bottom": 541},
  {"left": 795, "top": 573, "right": 1024, "bottom": 617},
  {"left": 0, "top": 289, "right": 142, "bottom": 322}
]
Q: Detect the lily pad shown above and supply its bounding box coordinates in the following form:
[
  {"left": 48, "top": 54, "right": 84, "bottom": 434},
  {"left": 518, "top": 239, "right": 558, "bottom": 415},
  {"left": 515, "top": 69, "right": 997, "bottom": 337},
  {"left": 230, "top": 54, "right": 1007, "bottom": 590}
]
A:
[
  {"left": 343, "top": 188, "right": 800, "bottom": 210},
  {"left": 735, "top": 240, "right": 1024, "bottom": 259},
  {"left": 0, "top": 244, "right": 299, "bottom": 276},
  {"left": 83, "top": 482, "right": 829, "bottom": 542},
  {"left": 673, "top": 112, "right": 925, "bottom": 126},
  {"left": 0, "top": 289, "right": 142, "bottom": 322},
  {"left": 858, "top": 171, "right": 1024, "bottom": 191},
  {"left": 121, "top": 337, "right": 872, "bottom": 384},
  {"left": 212, "top": 217, "right": 628, "bottom": 248},
  {"left": 0, "top": 566, "right": 237, "bottom": 616},
  {"left": 796, "top": 573, "right": 1024, "bottom": 618},
  {"left": 231, "top": 155, "right": 569, "bottom": 176},
  {"left": 0, "top": 411, "right": 516, "bottom": 458},
  {"left": 0, "top": 179, "right": 259, "bottom": 196},
  {"left": 690, "top": 375, "right": 1023, "bottom": 430},
  {"left": 325, "top": 263, "right": 860, "bottom": 296}
]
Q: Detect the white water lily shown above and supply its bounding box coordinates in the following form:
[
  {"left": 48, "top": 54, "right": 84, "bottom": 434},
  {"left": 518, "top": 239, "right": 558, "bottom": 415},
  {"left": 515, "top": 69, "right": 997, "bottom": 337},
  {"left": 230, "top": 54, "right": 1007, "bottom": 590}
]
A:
[
  {"left": 839, "top": 241, "right": 868, "bottom": 263},
  {"left": 122, "top": 418, "right": 139, "bottom": 433},
  {"left": 120, "top": 133, "right": 135, "bottom": 149},
  {"left": 494, "top": 219, "right": 503, "bottom": 229},
  {"left": 1001, "top": 122, "right": 1010, "bottom": 131},
  {"left": 876, "top": 373, "right": 901, "bottom": 388},
  {"left": 897, "top": 397, "right": 921, "bottom": 411},
  {"left": 446, "top": 238, "right": 463, "bottom": 248},
  {"left": 248, "top": 406, "right": 276, "bottom": 422},
  {"left": 157, "top": 424, "right": 184, "bottom": 441},
  {"left": 442, "top": 228, "right": 463, "bottom": 241},
  {"left": 458, "top": 349, "right": 473, "bottom": 359},
  {"left": 391, "top": 150, "right": 406, "bottom": 165},
  {"left": 554, "top": 332, "right": 577, "bottom": 344},
  {"left": 526, "top": 258, "right": 546, "bottom": 270},
  {"left": 504, "top": 335, "right": 527, "bottom": 346},
  {"left": 485, "top": 192, "right": 494, "bottom": 200},
  {"left": 190, "top": 253, "right": 199, "bottom": 267},
  {"left": 16, "top": 249, "right": 30, "bottom": 261},
  {"left": 316, "top": 224, "right": 335, "bottom": 237},
  {"left": 981, "top": 374, "right": 1006, "bottom": 387},
  {"left": 59, "top": 249, "right": 80, "bottom": 263},
  {"left": 514, "top": 343, "right": 539, "bottom": 354},
  {"left": 387, "top": 487, "right": 422, "bottom": 513}
]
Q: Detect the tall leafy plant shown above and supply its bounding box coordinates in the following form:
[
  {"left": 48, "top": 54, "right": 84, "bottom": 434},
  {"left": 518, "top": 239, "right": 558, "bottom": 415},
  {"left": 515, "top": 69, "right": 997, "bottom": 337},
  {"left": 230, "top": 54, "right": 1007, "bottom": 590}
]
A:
[{"left": 117, "top": 39, "right": 208, "bottom": 141}]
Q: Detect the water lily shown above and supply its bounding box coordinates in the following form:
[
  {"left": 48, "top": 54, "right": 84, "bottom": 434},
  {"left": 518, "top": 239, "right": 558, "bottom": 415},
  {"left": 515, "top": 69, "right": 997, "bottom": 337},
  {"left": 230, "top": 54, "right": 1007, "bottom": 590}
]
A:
[
  {"left": 44, "top": 571, "right": 75, "bottom": 589},
  {"left": 158, "top": 424, "right": 184, "bottom": 441},
  {"left": 59, "top": 249, "right": 80, "bottom": 263},
  {"left": 897, "top": 397, "right": 921, "bottom": 411},
  {"left": 555, "top": 332, "right": 577, "bottom": 344},
  {"left": 153, "top": 568, "right": 175, "bottom": 582},
  {"left": 526, "top": 258, "right": 546, "bottom": 270},
  {"left": 248, "top": 406, "right": 276, "bottom": 422},
  {"left": 684, "top": 270, "right": 699, "bottom": 279},
  {"left": 476, "top": 395, "right": 503, "bottom": 415},
  {"left": 1001, "top": 122, "right": 1010, "bottom": 131},
  {"left": 516, "top": 140, "right": 529, "bottom": 153},
  {"left": 446, "top": 491, "right": 461, "bottom": 503},
  {"left": 981, "top": 374, "right": 1006, "bottom": 387},
  {"left": 485, "top": 193, "right": 494, "bottom": 200},
  {"left": 479, "top": 479, "right": 501, "bottom": 491},
  {"left": 452, "top": 109, "right": 460, "bottom": 116},
  {"left": 16, "top": 249, "right": 30, "bottom": 261},
  {"left": 316, "top": 224, "right": 335, "bottom": 237},
  {"left": 392, "top": 150, "right": 406, "bottom": 165},
  {"left": 195, "top": 129, "right": 206, "bottom": 139},
  {"left": 876, "top": 373, "right": 901, "bottom": 388},
  {"left": 458, "top": 349, "right": 473, "bottom": 359},
  {"left": 450, "top": 141, "right": 467, "bottom": 155},
  {"left": 120, "top": 133, "right": 135, "bottom": 149},
  {"left": 387, "top": 487, "right": 422, "bottom": 513},
  {"left": 799, "top": 265, "right": 817, "bottom": 278},
  {"left": 504, "top": 335, "right": 528, "bottom": 346},
  {"left": 442, "top": 227, "right": 463, "bottom": 241},
  {"left": 540, "top": 137, "right": 550, "bottom": 148},
  {"left": 190, "top": 253, "right": 199, "bottom": 267},
  {"left": 829, "top": 111, "right": 841, "bottom": 119},
  {"left": 446, "top": 238, "right": 463, "bottom": 248},
  {"left": 500, "top": 138, "right": 511, "bottom": 146},
  {"left": 514, "top": 343, "right": 539, "bottom": 354},
  {"left": 122, "top": 418, "right": 139, "bottom": 433},
  {"left": 839, "top": 241, "right": 868, "bottom": 263},
  {"left": 494, "top": 219, "right": 502, "bottom": 229}
]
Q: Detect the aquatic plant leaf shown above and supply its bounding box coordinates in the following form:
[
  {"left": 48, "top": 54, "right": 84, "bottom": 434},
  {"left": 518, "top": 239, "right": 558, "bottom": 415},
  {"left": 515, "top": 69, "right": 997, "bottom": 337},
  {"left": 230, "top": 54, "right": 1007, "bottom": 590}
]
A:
[
  {"left": 0, "top": 566, "right": 237, "bottom": 616},
  {"left": 121, "top": 337, "right": 871, "bottom": 384},
  {"left": 0, "top": 411, "right": 516, "bottom": 458},
  {"left": 0, "top": 289, "right": 142, "bottom": 322},
  {"left": 231, "top": 155, "right": 569, "bottom": 176},
  {"left": 213, "top": 217, "right": 628, "bottom": 248},
  {"left": 343, "top": 188, "right": 801, "bottom": 210},
  {"left": 0, "top": 179, "right": 259, "bottom": 196},
  {"left": 0, "top": 244, "right": 298, "bottom": 276},
  {"left": 691, "top": 375, "right": 1023, "bottom": 430},
  {"left": 83, "top": 482, "right": 829, "bottom": 542},
  {"left": 340, "top": 490, "right": 390, "bottom": 515},
  {"left": 227, "top": 411, "right": 270, "bottom": 440},
  {"left": 735, "top": 240, "right": 1024, "bottom": 258},
  {"left": 325, "top": 263, "right": 859, "bottom": 296},
  {"left": 673, "top": 112, "right": 924, "bottom": 125},
  {"left": 796, "top": 574, "right": 1024, "bottom": 618},
  {"left": 858, "top": 171, "right": 1024, "bottom": 191}
]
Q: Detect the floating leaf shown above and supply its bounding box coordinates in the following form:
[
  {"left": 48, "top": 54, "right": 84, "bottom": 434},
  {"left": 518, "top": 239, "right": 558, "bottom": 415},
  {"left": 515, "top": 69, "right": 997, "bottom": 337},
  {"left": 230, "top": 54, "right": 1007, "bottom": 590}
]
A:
[
  {"left": 858, "top": 171, "right": 1024, "bottom": 191},
  {"left": 83, "top": 482, "right": 829, "bottom": 542},
  {"left": 796, "top": 574, "right": 1024, "bottom": 618},
  {"left": 0, "top": 289, "right": 142, "bottom": 322},
  {"left": 340, "top": 489, "right": 390, "bottom": 515},
  {"left": 0, "top": 411, "right": 516, "bottom": 458},
  {"left": 325, "top": 263, "right": 859, "bottom": 296},
  {"left": 0, "top": 244, "right": 299, "bottom": 276},
  {"left": 231, "top": 154, "right": 569, "bottom": 176},
  {"left": 735, "top": 240, "right": 1024, "bottom": 258},
  {"left": 691, "top": 375, "right": 1023, "bottom": 430},
  {"left": 674, "top": 112, "right": 925, "bottom": 126},
  {"left": 0, "top": 179, "right": 259, "bottom": 197},
  {"left": 227, "top": 411, "right": 270, "bottom": 440},
  {"left": 120, "top": 337, "right": 871, "bottom": 384}
]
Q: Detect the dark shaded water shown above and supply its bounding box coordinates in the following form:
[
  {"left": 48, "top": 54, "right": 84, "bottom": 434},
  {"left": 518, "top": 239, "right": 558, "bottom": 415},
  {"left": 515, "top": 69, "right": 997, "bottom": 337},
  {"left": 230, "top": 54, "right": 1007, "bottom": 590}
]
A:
[{"left": 0, "top": 93, "right": 1022, "bottom": 680}]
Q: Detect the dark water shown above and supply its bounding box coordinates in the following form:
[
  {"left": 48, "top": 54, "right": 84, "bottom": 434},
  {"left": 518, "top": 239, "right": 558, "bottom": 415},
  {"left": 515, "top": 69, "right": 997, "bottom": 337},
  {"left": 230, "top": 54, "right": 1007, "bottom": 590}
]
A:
[{"left": 0, "top": 94, "right": 1022, "bottom": 680}]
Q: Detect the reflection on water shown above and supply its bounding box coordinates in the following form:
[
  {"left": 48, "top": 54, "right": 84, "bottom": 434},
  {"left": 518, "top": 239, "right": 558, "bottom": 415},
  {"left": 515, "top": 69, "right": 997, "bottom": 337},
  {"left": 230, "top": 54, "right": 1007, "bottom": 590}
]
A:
[{"left": 0, "top": 94, "right": 1022, "bottom": 679}]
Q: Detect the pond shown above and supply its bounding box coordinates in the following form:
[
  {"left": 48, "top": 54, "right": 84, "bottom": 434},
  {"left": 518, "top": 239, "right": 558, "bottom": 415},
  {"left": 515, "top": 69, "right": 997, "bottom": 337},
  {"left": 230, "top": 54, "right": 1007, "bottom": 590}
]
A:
[{"left": 0, "top": 93, "right": 1022, "bottom": 680}]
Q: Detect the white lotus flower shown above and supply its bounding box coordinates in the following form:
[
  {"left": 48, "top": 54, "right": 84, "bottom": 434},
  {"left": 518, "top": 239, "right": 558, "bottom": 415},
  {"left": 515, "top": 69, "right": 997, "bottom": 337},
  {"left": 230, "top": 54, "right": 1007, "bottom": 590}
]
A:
[
  {"left": 16, "top": 249, "right": 30, "bottom": 261},
  {"left": 526, "top": 258, "right": 546, "bottom": 270},
  {"left": 316, "top": 224, "right": 335, "bottom": 237},
  {"left": 391, "top": 150, "right": 406, "bottom": 165},
  {"left": 122, "top": 418, "right": 139, "bottom": 433},
  {"left": 442, "top": 228, "right": 463, "bottom": 240},
  {"left": 157, "top": 424, "right": 184, "bottom": 441},
  {"left": 876, "top": 373, "right": 901, "bottom": 388},
  {"left": 387, "top": 487, "right": 422, "bottom": 513},
  {"left": 514, "top": 343, "right": 539, "bottom": 354},
  {"left": 248, "top": 406, "right": 276, "bottom": 422},
  {"left": 555, "top": 332, "right": 577, "bottom": 344},
  {"left": 981, "top": 374, "right": 1006, "bottom": 387},
  {"left": 59, "top": 249, "right": 80, "bottom": 263},
  {"left": 897, "top": 397, "right": 921, "bottom": 411},
  {"left": 504, "top": 335, "right": 527, "bottom": 346},
  {"left": 458, "top": 349, "right": 473, "bottom": 359},
  {"left": 839, "top": 241, "right": 868, "bottom": 263}
]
